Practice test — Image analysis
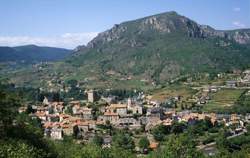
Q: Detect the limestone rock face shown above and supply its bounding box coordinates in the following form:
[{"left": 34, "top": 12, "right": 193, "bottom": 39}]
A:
[{"left": 69, "top": 11, "right": 250, "bottom": 84}]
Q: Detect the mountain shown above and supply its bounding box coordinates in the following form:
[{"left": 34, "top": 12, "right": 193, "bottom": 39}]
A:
[
  {"left": 66, "top": 11, "right": 250, "bottom": 83},
  {"left": 0, "top": 45, "right": 72, "bottom": 62},
  {"left": 2, "top": 11, "right": 250, "bottom": 89}
]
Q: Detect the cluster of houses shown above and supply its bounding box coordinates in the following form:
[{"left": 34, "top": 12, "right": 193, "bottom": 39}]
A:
[
  {"left": 225, "top": 70, "right": 250, "bottom": 88},
  {"left": 184, "top": 70, "right": 250, "bottom": 107},
  {"left": 17, "top": 88, "right": 249, "bottom": 144}
]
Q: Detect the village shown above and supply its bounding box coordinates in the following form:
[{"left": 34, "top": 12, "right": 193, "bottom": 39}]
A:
[{"left": 16, "top": 70, "right": 250, "bottom": 154}]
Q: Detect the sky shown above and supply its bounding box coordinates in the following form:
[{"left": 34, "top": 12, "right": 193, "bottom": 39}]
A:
[{"left": 0, "top": 0, "right": 249, "bottom": 49}]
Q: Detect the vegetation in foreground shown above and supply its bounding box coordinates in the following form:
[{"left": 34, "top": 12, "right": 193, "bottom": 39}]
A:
[{"left": 1, "top": 83, "right": 250, "bottom": 158}]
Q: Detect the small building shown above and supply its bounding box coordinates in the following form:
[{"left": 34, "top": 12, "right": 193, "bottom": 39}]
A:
[
  {"left": 115, "top": 117, "right": 141, "bottom": 129},
  {"left": 61, "top": 123, "right": 74, "bottom": 136},
  {"left": 102, "top": 136, "right": 112, "bottom": 148},
  {"left": 18, "top": 106, "right": 27, "bottom": 113},
  {"left": 72, "top": 104, "right": 81, "bottom": 114},
  {"left": 76, "top": 121, "right": 90, "bottom": 133},
  {"left": 81, "top": 107, "right": 93, "bottom": 120},
  {"left": 88, "top": 90, "right": 98, "bottom": 103},
  {"left": 50, "top": 127, "right": 63, "bottom": 140},
  {"left": 127, "top": 98, "right": 143, "bottom": 115},
  {"left": 34, "top": 111, "right": 47, "bottom": 122},
  {"left": 146, "top": 107, "right": 164, "bottom": 119},
  {"left": 101, "top": 112, "right": 119, "bottom": 123},
  {"left": 43, "top": 97, "right": 49, "bottom": 105},
  {"left": 129, "top": 105, "right": 143, "bottom": 115},
  {"left": 108, "top": 104, "right": 127, "bottom": 116},
  {"left": 149, "top": 142, "right": 159, "bottom": 150},
  {"left": 226, "top": 81, "right": 237, "bottom": 88}
]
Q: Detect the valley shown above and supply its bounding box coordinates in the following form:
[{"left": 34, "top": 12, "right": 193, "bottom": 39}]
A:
[{"left": 1, "top": 9, "right": 250, "bottom": 158}]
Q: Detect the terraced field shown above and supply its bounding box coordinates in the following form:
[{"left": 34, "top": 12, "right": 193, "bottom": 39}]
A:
[{"left": 203, "top": 88, "right": 245, "bottom": 112}]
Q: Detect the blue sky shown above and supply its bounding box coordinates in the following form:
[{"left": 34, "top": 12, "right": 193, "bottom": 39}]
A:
[{"left": 0, "top": 0, "right": 249, "bottom": 48}]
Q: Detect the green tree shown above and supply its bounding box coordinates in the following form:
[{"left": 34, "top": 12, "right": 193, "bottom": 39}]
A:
[
  {"left": 112, "top": 132, "right": 135, "bottom": 150},
  {"left": 216, "top": 129, "right": 230, "bottom": 150},
  {"left": 0, "top": 140, "right": 46, "bottom": 158},
  {"left": 148, "top": 134, "right": 204, "bottom": 158},
  {"left": 171, "top": 121, "right": 186, "bottom": 134},
  {"left": 151, "top": 124, "right": 171, "bottom": 141},
  {"left": 0, "top": 86, "right": 58, "bottom": 158},
  {"left": 0, "top": 91, "right": 20, "bottom": 136},
  {"left": 138, "top": 136, "right": 150, "bottom": 150},
  {"left": 109, "top": 147, "right": 136, "bottom": 158},
  {"left": 92, "top": 135, "right": 104, "bottom": 146}
]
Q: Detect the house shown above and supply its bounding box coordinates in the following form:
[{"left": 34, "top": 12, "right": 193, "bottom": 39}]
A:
[
  {"left": 149, "top": 142, "right": 159, "bottom": 150},
  {"left": 101, "top": 96, "right": 117, "bottom": 104},
  {"left": 141, "top": 116, "right": 162, "bottom": 131},
  {"left": 76, "top": 121, "right": 90, "bottom": 133},
  {"left": 107, "top": 104, "right": 127, "bottom": 116},
  {"left": 146, "top": 107, "right": 164, "bottom": 119},
  {"left": 127, "top": 98, "right": 143, "bottom": 115},
  {"left": 164, "top": 110, "right": 176, "bottom": 118},
  {"left": 69, "top": 100, "right": 80, "bottom": 106},
  {"left": 34, "top": 111, "right": 47, "bottom": 122},
  {"left": 47, "top": 114, "right": 60, "bottom": 122},
  {"left": 245, "top": 114, "right": 250, "bottom": 123},
  {"left": 162, "top": 118, "right": 173, "bottom": 126},
  {"left": 50, "top": 127, "right": 63, "bottom": 140},
  {"left": 226, "top": 81, "right": 237, "bottom": 88},
  {"left": 115, "top": 117, "right": 141, "bottom": 129},
  {"left": 72, "top": 106, "right": 93, "bottom": 120},
  {"left": 59, "top": 114, "right": 71, "bottom": 122},
  {"left": 102, "top": 136, "right": 112, "bottom": 148},
  {"left": 74, "top": 120, "right": 97, "bottom": 136},
  {"left": 230, "top": 114, "right": 240, "bottom": 124},
  {"left": 80, "top": 107, "right": 93, "bottom": 120},
  {"left": 100, "top": 112, "right": 119, "bottom": 123},
  {"left": 43, "top": 122, "right": 63, "bottom": 140},
  {"left": 129, "top": 105, "right": 143, "bottom": 115},
  {"left": 72, "top": 104, "right": 81, "bottom": 114},
  {"left": 36, "top": 106, "right": 49, "bottom": 114},
  {"left": 50, "top": 102, "right": 64, "bottom": 113},
  {"left": 18, "top": 106, "right": 27, "bottom": 113},
  {"left": 61, "top": 123, "right": 74, "bottom": 135},
  {"left": 210, "top": 86, "right": 218, "bottom": 93},
  {"left": 210, "top": 113, "right": 217, "bottom": 125}
]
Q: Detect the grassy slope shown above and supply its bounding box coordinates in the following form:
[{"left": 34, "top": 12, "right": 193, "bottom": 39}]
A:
[
  {"left": 203, "top": 89, "right": 245, "bottom": 112},
  {"left": 150, "top": 84, "right": 197, "bottom": 102}
]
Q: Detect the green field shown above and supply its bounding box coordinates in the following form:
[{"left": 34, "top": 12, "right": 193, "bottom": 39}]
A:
[
  {"left": 150, "top": 84, "right": 198, "bottom": 102},
  {"left": 202, "top": 88, "right": 245, "bottom": 112}
]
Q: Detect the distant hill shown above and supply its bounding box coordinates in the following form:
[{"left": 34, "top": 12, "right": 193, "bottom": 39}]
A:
[
  {"left": 0, "top": 45, "right": 72, "bottom": 62},
  {"left": 67, "top": 11, "right": 250, "bottom": 83},
  {"left": 2, "top": 11, "right": 250, "bottom": 89}
]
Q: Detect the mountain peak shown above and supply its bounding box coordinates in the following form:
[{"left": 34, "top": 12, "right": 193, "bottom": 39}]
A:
[
  {"left": 83, "top": 11, "right": 250, "bottom": 51},
  {"left": 84, "top": 11, "right": 210, "bottom": 49},
  {"left": 64, "top": 11, "right": 250, "bottom": 85}
]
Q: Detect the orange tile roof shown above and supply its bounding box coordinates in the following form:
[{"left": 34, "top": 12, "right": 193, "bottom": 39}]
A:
[
  {"left": 162, "top": 119, "right": 172, "bottom": 126},
  {"left": 104, "top": 112, "right": 119, "bottom": 116},
  {"left": 149, "top": 142, "right": 159, "bottom": 149},
  {"left": 76, "top": 121, "right": 89, "bottom": 126},
  {"left": 69, "top": 101, "right": 80, "bottom": 104},
  {"left": 43, "top": 122, "right": 53, "bottom": 128},
  {"left": 96, "top": 120, "right": 105, "bottom": 125},
  {"left": 59, "top": 114, "right": 71, "bottom": 118},
  {"left": 35, "top": 112, "right": 46, "bottom": 117},
  {"left": 109, "top": 104, "right": 127, "bottom": 109}
]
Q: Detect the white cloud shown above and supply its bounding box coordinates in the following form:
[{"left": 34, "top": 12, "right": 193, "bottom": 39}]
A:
[
  {"left": 232, "top": 21, "right": 246, "bottom": 28},
  {"left": 233, "top": 7, "right": 241, "bottom": 12},
  {"left": 0, "top": 32, "right": 98, "bottom": 49}
]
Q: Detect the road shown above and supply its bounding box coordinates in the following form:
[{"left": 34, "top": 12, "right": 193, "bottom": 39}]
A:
[{"left": 197, "top": 130, "right": 247, "bottom": 150}]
